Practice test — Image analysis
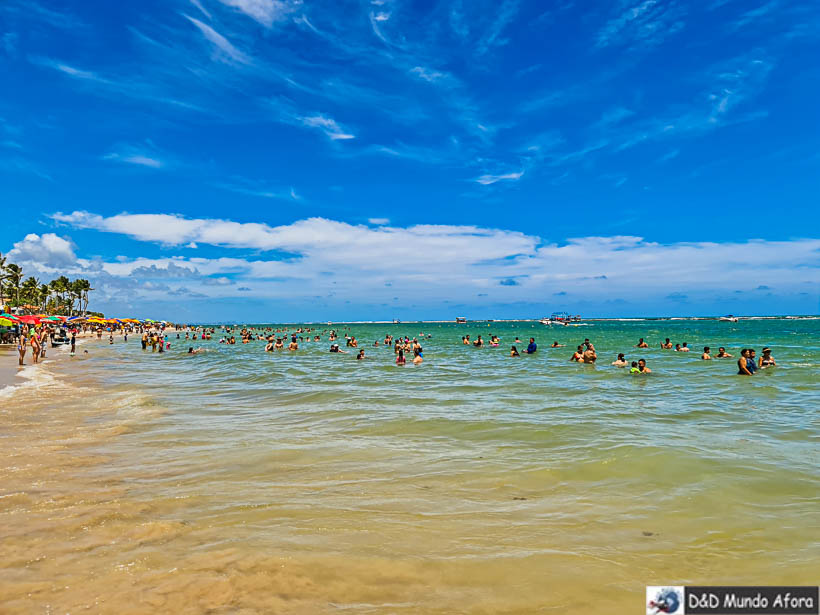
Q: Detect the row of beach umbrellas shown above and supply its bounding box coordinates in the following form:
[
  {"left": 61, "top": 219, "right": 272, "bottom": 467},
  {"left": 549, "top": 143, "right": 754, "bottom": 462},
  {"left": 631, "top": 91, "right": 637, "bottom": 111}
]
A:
[{"left": 0, "top": 313, "right": 166, "bottom": 327}]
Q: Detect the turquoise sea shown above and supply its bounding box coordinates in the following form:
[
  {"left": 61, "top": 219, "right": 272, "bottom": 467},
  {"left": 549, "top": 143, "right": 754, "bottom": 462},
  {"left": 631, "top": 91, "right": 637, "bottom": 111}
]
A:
[{"left": 1, "top": 318, "right": 818, "bottom": 613}]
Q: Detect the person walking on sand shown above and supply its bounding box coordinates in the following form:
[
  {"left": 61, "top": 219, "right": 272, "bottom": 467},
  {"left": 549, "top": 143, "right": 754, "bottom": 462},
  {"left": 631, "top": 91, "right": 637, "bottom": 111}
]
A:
[{"left": 70, "top": 331, "right": 76, "bottom": 356}]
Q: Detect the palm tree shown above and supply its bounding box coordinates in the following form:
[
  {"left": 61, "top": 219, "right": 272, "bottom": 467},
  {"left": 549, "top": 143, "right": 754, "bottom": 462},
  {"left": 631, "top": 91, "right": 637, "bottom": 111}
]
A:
[
  {"left": 49, "top": 276, "right": 72, "bottom": 314},
  {"left": 69, "top": 279, "right": 86, "bottom": 316},
  {"left": 21, "top": 277, "right": 40, "bottom": 308},
  {"left": 74, "top": 278, "right": 93, "bottom": 315},
  {"left": 0, "top": 252, "right": 7, "bottom": 310},
  {"left": 38, "top": 284, "right": 51, "bottom": 313},
  {"left": 5, "top": 263, "right": 23, "bottom": 308}
]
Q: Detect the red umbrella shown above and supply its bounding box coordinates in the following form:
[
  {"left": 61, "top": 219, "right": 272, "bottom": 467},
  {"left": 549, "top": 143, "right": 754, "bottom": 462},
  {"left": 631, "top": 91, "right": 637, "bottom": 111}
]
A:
[{"left": 16, "top": 315, "right": 41, "bottom": 325}]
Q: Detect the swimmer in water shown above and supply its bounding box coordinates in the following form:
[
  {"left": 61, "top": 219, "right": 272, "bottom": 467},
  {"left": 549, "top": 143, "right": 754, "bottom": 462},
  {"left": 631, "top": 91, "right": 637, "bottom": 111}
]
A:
[
  {"left": 716, "top": 347, "right": 733, "bottom": 358},
  {"left": 701, "top": 346, "right": 712, "bottom": 360},
  {"left": 759, "top": 347, "right": 776, "bottom": 368},
  {"left": 510, "top": 345, "right": 520, "bottom": 357},
  {"left": 637, "top": 358, "right": 651, "bottom": 373},
  {"left": 525, "top": 338, "right": 537, "bottom": 354},
  {"left": 661, "top": 338, "right": 673, "bottom": 349},
  {"left": 629, "top": 361, "right": 639, "bottom": 373},
  {"left": 570, "top": 345, "right": 583, "bottom": 362},
  {"left": 680, "top": 342, "right": 690, "bottom": 352},
  {"left": 473, "top": 336, "right": 483, "bottom": 347},
  {"left": 636, "top": 338, "right": 648, "bottom": 348},
  {"left": 551, "top": 341, "right": 564, "bottom": 348},
  {"left": 357, "top": 349, "right": 365, "bottom": 360},
  {"left": 265, "top": 340, "right": 273, "bottom": 352},
  {"left": 396, "top": 349, "right": 406, "bottom": 365},
  {"left": 612, "top": 353, "right": 627, "bottom": 367},
  {"left": 582, "top": 344, "right": 597, "bottom": 364},
  {"left": 737, "top": 349, "right": 753, "bottom": 375},
  {"left": 413, "top": 348, "right": 423, "bottom": 364},
  {"left": 746, "top": 349, "right": 757, "bottom": 373}
]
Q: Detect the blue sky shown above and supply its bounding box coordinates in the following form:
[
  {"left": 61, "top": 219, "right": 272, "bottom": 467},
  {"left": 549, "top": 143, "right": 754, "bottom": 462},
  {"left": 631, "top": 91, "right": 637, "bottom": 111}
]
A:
[{"left": 1, "top": 0, "right": 819, "bottom": 321}]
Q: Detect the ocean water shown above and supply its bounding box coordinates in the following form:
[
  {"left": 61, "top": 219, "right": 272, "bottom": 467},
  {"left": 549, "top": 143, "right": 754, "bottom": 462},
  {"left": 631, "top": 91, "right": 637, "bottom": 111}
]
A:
[{"left": 1, "top": 319, "right": 818, "bottom": 613}]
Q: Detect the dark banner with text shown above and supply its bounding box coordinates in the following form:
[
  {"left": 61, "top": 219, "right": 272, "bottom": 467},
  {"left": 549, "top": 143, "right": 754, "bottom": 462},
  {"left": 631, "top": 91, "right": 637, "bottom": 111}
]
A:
[{"left": 647, "top": 586, "right": 819, "bottom": 615}]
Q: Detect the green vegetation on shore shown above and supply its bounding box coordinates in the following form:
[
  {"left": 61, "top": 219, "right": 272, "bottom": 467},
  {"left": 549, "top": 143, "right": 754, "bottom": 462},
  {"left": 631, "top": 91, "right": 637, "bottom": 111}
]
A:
[{"left": 0, "top": 251, "right": 94, "bottom": 316}]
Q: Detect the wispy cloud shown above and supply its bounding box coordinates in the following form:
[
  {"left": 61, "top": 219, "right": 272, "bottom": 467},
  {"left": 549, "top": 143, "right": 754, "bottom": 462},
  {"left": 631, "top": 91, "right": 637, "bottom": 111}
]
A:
[
  {"left": 475, "top": 171, "right": 524, "bottom": 185},
  {"left": 730, "top": 0, "right": 780, "bottom": 31},
  {"left": 476, "top": 0, "right": 520, "bottom": 55},
  {"left": 184, "top": 15, "right": 251, "bottom": 64},
  {"left": 214, "top": 177, "right": 300, "bottom": 200},
  {"left": 299, "top": 114, "right": 355, "bottom": 140},
  {"left": 595, "top": 0, "right": 686, "bottom": 50},
  {"left": 218, "top": 0, "right": 301, "bottom": 28},
  {"left": 103, "top": 143, "right": 165, "bottom": 169},
  {"left": 190, "top": 0, "right": 212, "bottom": 19},
  {"left": 409, "top": 66, "right": 446, "bottom": 82},
  {"left": 104, "top": 153, "right": 163, "bottom": 168}
]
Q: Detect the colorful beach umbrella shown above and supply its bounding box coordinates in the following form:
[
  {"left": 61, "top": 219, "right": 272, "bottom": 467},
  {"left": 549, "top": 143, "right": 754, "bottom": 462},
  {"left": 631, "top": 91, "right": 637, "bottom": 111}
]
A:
[
  {"left": 0, "top": 313, "right": 21, "bottom": 322},
  {"left": 17, "top": 315, "right": 41, "bottom": 325},
  {"left": 0, "top": 317, "right": 15, "bottom": 326}
]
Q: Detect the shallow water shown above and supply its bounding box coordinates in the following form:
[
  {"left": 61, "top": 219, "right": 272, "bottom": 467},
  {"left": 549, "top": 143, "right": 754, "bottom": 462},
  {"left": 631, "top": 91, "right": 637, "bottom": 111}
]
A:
[{"left": 1, "top": 320, "right": 818, "bottom": 613}]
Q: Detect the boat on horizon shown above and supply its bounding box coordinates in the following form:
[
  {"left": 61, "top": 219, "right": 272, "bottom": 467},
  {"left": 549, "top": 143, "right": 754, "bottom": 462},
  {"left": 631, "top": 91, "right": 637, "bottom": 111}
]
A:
[
  {"left": 539, "top": 312, "right": 581, "bottom": 326},
  {"left": 719, "top": 315, "right": 739, "bottom": 322}
]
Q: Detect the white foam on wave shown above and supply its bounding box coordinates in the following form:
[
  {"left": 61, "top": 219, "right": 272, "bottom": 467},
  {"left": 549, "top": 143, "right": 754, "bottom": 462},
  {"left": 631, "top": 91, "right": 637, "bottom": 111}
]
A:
[{"left": 0, "top": 363, "right": 59, "bottom": 402}]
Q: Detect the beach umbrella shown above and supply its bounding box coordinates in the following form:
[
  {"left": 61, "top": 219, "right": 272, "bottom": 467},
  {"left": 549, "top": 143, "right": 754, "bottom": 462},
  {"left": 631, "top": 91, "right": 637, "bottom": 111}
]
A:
[
  {"left": 0, "top": 313, "right": 21, "bottom": 322},
  {"left": 0, "top": 317, "right": 15, "bottom": 326},
  {"left": 45, "top": 316, "right": 62, "bottom": 321},
  {"left": 17, "top": 315, "right": 41, "bottom": 325}
]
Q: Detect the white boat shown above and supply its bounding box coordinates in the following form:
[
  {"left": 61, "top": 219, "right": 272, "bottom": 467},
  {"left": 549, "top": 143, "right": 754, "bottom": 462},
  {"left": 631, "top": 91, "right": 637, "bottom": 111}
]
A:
[
  {"left": 540, "top": 312, "right": 580, "bottom": 326},
  {"left": 455, "top": 317, "right": 467, "bottom": 324},
  {"left": 719, "top": 315, "right": 739, "bottom": 322}
]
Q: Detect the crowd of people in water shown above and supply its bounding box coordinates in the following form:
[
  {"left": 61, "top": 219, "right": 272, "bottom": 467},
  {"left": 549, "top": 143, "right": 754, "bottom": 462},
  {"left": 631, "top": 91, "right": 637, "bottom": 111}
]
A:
[{"left": 7, "top": 320, "right": 778, "bottom": 377}]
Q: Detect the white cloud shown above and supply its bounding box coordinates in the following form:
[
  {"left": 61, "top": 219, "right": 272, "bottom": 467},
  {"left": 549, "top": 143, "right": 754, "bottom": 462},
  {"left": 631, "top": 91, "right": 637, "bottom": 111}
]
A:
[
  {"left": 103, "top": 150, "right": 163, "bottom": 168},
  {"left": 595, "top": 0, "right": 686, "bottom": 50},
  {"left": 218, "top": 0, "right": 300, "bottom": 27},
  {"left": 190, "top": 0, "right": 212, "bottom": 19},
  {"left": 475, "top": 171, "right": 524, "bottom": 185},
  {"left": 13, "top": 213, "right": 819, "bottom": 318},
  {"left": 185, "top": 15, "right": 250, "bottom": 64},
  {"left": 410, "top": 66, "right": 445, "bottom": 82},
  {"left": 7, "top": 233, "right": 78, "bottom": 269},
  {"left": 299, "top": 114, "right": 355, "bottom": 140}
]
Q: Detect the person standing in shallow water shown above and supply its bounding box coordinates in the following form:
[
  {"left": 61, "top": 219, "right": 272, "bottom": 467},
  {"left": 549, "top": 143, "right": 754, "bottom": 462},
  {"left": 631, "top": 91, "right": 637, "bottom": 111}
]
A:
[
  {"left": 738, "top": 349, "right": 753, "bottom": 376},
  {"left": 17, "top": 326, "right": 27, "bottom": 366},
  {"left": 525, "top": 338, "right": 537, "bottom": 354}
]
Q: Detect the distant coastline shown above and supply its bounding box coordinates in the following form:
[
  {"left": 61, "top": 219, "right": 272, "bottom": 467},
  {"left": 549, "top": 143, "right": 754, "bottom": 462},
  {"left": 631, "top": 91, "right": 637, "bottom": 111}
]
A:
[{"left": 184, "top": 315, "right": 820, "bottom": 326}]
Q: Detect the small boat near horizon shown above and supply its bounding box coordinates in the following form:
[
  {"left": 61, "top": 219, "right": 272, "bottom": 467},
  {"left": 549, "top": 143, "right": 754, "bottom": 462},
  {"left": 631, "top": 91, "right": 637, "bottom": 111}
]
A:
[
  {"left": 540, "top": 312, "right": 581, "bottom": 326},
  {"left": 719, "top": 315, "right": 739, "bottom": 322},
  {"left": 456, "top": 316, "right": 467, "bottom": 324}
]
